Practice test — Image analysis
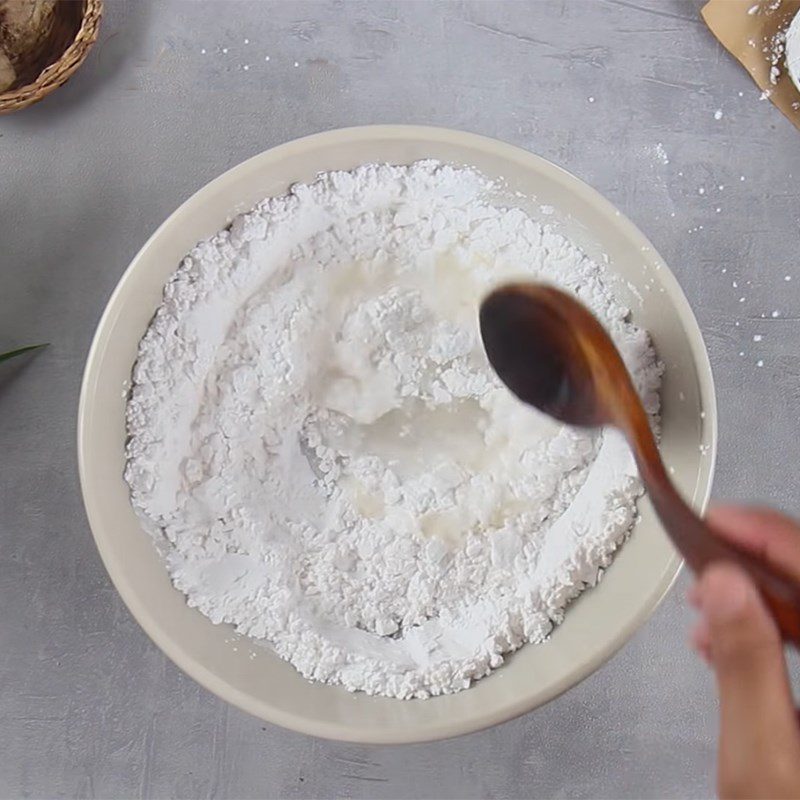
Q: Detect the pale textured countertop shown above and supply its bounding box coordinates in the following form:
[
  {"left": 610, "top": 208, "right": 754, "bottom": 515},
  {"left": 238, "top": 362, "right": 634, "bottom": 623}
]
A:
[{"left": 2, "top": 1, "right": 799, "bottom": 797}]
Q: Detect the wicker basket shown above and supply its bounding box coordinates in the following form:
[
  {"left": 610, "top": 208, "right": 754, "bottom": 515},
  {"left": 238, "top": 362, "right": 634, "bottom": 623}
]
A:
[{"left": 0, "top": 0, "right": 103, "bottom": 114}]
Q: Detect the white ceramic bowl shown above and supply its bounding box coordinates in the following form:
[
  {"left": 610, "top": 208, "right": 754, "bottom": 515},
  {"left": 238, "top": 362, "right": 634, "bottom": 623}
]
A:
[
  {"left": 78, "top": 126, "right": 716, "bottom": 743},
  {"left": 787, "top": 10, "right": 800, "bottom": 94}
]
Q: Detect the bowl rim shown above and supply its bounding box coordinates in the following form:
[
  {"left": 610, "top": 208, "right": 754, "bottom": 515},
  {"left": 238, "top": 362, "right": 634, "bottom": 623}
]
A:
[{"left": 78, "top": 124, "right": 717, "bottom": 743}]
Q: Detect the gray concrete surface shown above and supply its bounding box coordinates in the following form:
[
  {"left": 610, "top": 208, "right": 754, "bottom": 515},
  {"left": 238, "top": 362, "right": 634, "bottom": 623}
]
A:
[{"left": 2, "top": 0, "right": 799, "bottom": 797}]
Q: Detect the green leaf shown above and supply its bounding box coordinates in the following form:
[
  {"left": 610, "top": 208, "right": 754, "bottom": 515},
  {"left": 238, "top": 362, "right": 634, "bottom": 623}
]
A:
[{"left": 0, "top": 344, "right": 48, "bottom": 363}]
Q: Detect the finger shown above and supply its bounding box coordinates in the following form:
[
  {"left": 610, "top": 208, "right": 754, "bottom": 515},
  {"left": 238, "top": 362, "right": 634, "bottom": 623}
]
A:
[
  {"left": 691, "top": 616, "right": 709, "bottom": 649},
  {"left": 690, "top": 617, "right": 711, "bottom": 665},
  {"left": 687, "top": 583, "right": 701, "bottom": 608},
  {"left": 697, "top": 563, "right": 800, "bottom": 795},
  {"left": 707, "top": 504, "right": 800, "bottom": 581}
]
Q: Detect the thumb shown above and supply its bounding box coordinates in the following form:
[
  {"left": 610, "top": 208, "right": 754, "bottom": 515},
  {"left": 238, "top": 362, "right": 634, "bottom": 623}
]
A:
[{"left": 698, "top": 563, "right": 800, "bottom": 795}]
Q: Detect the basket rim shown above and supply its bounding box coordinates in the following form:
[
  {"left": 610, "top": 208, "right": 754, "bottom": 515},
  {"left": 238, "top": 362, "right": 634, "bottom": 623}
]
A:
[{"left": 0, "top": 0, "right": 103, "bottom": 110}]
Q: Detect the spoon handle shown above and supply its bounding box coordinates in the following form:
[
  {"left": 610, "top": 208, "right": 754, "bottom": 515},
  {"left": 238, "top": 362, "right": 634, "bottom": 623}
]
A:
[
  {"left": 609, "top": 365, "right": 800, "bottom": 644},
  {"left": 636, "top": 445, "right": 800, "bottom": 645}
]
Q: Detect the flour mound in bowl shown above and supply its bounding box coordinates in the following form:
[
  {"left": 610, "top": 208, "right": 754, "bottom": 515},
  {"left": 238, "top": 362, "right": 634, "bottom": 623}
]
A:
[{"left": 124, "top": 161, "right": 661, "bottom": 699}]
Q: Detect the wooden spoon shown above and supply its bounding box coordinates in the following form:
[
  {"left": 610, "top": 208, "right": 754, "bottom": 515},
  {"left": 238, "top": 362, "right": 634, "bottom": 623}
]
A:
[{"left": 479, "top": 281, "right": 800, "bottom": 643}]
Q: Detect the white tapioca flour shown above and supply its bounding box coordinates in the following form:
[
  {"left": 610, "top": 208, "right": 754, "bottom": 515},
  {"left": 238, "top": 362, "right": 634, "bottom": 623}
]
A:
[{"left": 125, "top": 161, "right": 661, "bottom": 699}]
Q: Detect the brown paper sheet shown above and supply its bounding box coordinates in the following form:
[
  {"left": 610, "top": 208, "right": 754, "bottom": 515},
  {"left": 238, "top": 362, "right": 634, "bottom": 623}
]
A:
[{"left": 703, "top": 0, "right": 800, "bottom": 130}]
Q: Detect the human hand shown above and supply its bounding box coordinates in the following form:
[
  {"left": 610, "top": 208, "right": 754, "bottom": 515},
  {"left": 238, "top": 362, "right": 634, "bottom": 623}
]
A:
[{"left": 690, "top": 505, "right": 800, "bottom": 799}]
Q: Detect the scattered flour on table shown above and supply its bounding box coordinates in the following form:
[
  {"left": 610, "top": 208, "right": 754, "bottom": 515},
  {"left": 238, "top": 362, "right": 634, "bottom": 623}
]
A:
[
  {"left": 650, "top": 142, "right": 669, "bottom": 165},
  {"left": 125, "top": 161, "right": 661, "bottom": 699}
]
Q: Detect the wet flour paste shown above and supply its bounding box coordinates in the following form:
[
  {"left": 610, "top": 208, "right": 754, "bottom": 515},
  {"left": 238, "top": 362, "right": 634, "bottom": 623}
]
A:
[{"left": 125, "top": 162, "right": 661, "bottom": 698}]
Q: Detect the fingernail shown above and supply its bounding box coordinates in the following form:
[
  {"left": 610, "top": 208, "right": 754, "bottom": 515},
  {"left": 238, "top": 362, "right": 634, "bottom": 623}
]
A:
[{"left": 700, "top": 566, "right": 753, "bottom": 624}]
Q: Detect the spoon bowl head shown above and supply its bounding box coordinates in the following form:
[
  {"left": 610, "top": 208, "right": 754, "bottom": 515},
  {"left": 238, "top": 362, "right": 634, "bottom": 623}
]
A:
[{"left": 479, "top": 283, "right": 616, "bottom": 428}]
